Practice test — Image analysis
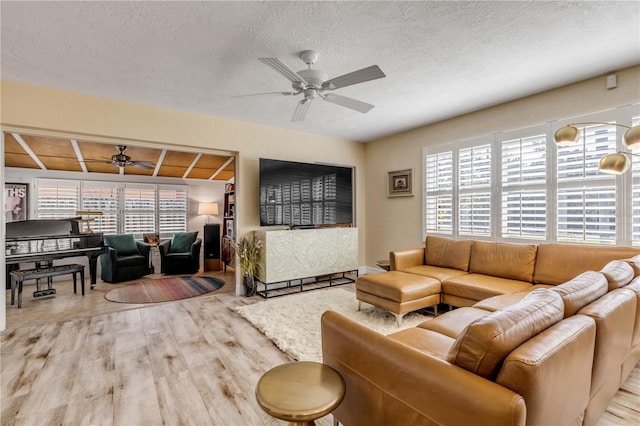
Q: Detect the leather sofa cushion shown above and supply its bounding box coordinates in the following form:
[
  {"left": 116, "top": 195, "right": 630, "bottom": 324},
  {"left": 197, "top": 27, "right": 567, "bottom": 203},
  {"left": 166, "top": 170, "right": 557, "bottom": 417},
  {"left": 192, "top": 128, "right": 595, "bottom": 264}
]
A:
[
  {"left": 425, "top": 236, "right": 473, "bottom": 271},
  {"left": 447, "top": 289, "right": 564, "bottom": 379},
  {"left": 472, "top": 289, "right": 536, "bottom": 312},
  {"left": 418, "top": 307, "right": 491, "bottom": 338},
  {"left": 600, "top": 260, "right": 634, "bottom": 290},
  {"left": 550, "top": 271, "right": 608, "bottom": 317},
  {"left": 623, "top": 254, "right": 640, "bottom": 276},
  {"left": 469, "top": 241, "right": 537, "bottom": 282},
  {"left": 388, "top": 327, "right": 455, "bottom": 359},
  {"left": 442, "top": 274, "right": 532, "bottom": 303},
  {"left": 401, "top": 265, "right": 468, "bottom": 282},
  {"left": 533, "top": 243, "right": 640, "bottom": 285},
  {"left": 356, "top": 271, "right": 441, "bottom": 302}
]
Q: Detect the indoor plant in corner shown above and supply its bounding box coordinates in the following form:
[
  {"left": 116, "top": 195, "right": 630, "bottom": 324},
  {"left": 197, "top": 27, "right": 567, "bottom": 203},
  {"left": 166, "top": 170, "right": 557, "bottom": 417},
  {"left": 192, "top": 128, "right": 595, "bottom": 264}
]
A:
[{"left": 234, "top": 232, "right": 262, "bottom": 297}]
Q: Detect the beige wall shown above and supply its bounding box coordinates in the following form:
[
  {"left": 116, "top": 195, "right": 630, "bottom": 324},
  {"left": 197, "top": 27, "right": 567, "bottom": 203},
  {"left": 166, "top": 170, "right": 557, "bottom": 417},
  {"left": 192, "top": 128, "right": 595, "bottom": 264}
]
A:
[
  {"left": 365, "top": 65, "right": 640, "bottom": 265},
  {"left": 2, "top": 64, "right": 639, "bottom": 301},
  {"left": 0, "top": 81, "right": 367, "bottom": 298}
]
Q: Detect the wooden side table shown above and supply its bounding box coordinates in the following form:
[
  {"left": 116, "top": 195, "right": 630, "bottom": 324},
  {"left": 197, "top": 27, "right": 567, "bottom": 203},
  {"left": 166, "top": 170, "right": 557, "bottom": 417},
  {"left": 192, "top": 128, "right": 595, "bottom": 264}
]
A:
[{"left": 256, "top": 361, "right": 345, "bottom": 426}]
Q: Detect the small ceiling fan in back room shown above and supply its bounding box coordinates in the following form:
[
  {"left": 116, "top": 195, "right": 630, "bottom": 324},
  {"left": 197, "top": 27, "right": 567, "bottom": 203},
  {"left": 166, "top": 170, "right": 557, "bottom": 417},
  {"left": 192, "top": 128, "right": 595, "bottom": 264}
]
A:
[
  {"left": 233, "top": 50, "right": 386, "bottom": 122},
  {"left": 84, "top": 145, "right": 155, "bottom": 170}
]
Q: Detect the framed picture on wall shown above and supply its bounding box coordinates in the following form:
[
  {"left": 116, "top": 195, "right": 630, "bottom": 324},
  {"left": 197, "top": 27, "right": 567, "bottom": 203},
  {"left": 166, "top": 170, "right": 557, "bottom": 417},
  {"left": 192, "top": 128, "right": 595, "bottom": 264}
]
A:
[
  {"left": 387, "top": 169, "right": 413, "bottom": 197},
  {"left": 5, "top": 183, "right": 28, "bottom": 222}
]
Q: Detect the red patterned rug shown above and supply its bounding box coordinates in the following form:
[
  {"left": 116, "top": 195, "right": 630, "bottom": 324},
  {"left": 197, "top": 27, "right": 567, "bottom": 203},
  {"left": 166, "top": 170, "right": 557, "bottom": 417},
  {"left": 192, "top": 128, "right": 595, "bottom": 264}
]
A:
[{"left": 104, "top": 276, "right": 225, "bottom": 304}]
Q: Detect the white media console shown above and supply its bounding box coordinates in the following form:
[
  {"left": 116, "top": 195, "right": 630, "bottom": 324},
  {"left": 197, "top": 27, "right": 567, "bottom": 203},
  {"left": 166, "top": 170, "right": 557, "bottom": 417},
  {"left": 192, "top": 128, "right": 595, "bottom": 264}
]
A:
[{"left": 255, "top": 227, "right": 358, "bottom": 295}]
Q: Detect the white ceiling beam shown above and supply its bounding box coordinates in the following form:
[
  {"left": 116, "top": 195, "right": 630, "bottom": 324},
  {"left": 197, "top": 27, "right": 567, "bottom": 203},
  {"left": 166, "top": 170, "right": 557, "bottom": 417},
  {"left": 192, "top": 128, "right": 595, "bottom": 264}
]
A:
[
  {"left": 182, "top": 153, "right": 202, "bottom": 179},
  {"left": 153, "top": 149, "right": 167, "bottom": 177},
  {"left": 11, "top": 133, "right": 47, "bottom": 170},
  {"left": 70, "top": 139, "right": 88, "bottom": 173},
  {"left": 209, "top": 157, "right": 234, "bottom": 180}
]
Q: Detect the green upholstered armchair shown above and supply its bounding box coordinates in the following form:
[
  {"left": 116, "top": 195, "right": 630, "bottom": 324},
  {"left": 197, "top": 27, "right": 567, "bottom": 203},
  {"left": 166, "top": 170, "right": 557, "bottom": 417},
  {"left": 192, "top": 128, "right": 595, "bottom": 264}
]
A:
[
  {"left": 159, "top": 231, "right": 202, "bottom": 275},
  {"left": 100, "top": 234, "right": 151, "bottom": 283}
]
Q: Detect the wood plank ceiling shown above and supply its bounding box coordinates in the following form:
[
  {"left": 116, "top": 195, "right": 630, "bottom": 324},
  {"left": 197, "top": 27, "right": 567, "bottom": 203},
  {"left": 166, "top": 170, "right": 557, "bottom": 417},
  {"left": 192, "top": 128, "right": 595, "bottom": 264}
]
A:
[{"left": 3, "top": 133, "right": 234, "bottom": 181}]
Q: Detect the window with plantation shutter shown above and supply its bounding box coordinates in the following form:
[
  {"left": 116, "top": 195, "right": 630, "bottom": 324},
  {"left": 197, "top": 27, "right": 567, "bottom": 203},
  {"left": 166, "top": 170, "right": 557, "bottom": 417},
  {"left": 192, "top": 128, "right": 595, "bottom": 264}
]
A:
[
  {"left": 422, "top": 104, "right": 637, "bottom": 246},
  {"left": 501, "top": 133, "right": 547, "bottom": 239},
  {"left": 124, "top": 184, "right": 156, "bottom": 235},
  {"left": 556, "top": 122, "right": 617, "bottom": 245},
  {"left": 631, "top": 116, "right": 640, "bottom": 246},
  {"left": 424, "top": 150, "right": 453, "bottom": 234},
  {"left": 36, "top": 179, "right": 78, "bottom": 219},
  {"left": 35, "top": 179, "right": 189, "bottom": 237},
  {"left": 159, "top": 186, "right": 188, "bottom": 234},
  {"left": 458, "top": 144, "right": 491, "bottom": 236},
  {"left": 81, "top": 182, "right": 118, "bottom": 234}
]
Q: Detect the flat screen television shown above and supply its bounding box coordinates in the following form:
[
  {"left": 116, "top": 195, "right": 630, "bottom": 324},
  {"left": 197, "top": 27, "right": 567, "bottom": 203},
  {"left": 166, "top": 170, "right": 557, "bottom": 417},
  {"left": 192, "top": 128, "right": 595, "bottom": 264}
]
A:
[{"left": 259, "top": 158, "right": 353, "bottom": 227}]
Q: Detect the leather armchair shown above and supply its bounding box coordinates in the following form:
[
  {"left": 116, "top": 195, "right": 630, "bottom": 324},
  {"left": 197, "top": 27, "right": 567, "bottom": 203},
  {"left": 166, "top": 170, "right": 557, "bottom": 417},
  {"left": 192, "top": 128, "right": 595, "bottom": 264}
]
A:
[
  {"left": 159, "top": 236, "right": 202, "bottom": 275},
  {"left": 100, "top": 234, "right": 150, "bottom": 283}
]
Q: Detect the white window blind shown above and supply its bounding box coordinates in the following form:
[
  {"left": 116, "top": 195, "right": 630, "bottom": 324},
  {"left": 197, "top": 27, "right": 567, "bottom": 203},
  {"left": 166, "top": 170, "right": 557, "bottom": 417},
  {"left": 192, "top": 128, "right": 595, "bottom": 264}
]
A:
[
  {"left": 424, "top": 150, "right": 453, "bottom": 234},
  {"left": 631, "top": 116, "right": 640, "bottom": 246},
  {"left": 501, "top": 134, "right": 547, "bottom": 239},
  {"left": 81, "top": 182, "right": 118, "bottom": 234},
  {"left": 458, "top": 144, "right": 491, "bottom": 236},
  {"left": 422, "top": 105, "right": 638, "bottom": 246},
  {"left": 556, "top": 123, "right": 617, "bottom": 245},
  {"left": 35, "top": 179, "right": 78, "bottom": 219},
  {"left": 35, "top": 179, "right": 189, "bottom": 236},
  {"left": 124, "top": 184, "right": 156, "bottom": 235},
  {"left": 159, "top": 186, "right": 188, "bottom": 234}
]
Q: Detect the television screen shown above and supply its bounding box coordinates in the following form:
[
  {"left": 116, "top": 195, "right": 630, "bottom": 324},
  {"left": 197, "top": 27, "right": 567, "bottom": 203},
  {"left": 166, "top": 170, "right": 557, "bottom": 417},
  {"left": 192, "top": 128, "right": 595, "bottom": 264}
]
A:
[{"left": 259, "top": 158, "right": 353, "bottom": 227}]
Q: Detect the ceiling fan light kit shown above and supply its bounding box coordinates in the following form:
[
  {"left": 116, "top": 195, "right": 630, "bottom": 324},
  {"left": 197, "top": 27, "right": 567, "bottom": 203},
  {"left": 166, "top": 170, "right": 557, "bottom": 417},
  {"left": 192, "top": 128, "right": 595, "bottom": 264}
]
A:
[
  {"left": 110, "top": 145, "right": 154, "bottom": 170},
  {"left": 245, "top": 50, "right": 386, "bottom": 122}
]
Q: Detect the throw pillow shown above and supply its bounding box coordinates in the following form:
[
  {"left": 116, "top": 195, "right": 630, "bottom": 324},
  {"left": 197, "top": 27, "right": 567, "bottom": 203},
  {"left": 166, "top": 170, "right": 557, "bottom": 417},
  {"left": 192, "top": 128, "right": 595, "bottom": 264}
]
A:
[
  {"left": 170, "top": 231, "right": 198, "bottom": 253},
  {"left": 105, "top": 234, "right": 139, "bottom": 256}
]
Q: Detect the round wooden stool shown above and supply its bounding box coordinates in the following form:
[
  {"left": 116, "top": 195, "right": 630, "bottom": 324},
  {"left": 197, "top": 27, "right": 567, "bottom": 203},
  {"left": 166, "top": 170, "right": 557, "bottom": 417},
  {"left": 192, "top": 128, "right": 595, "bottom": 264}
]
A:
[{"left": 256, "top": 361, "right": 345, "bottom": 426}]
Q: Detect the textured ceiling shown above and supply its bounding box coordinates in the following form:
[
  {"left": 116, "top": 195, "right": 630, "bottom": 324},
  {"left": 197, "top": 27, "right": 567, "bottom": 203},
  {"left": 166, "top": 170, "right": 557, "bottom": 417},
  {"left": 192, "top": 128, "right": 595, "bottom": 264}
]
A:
[{"left": 1, "top": 1, "right": 639, "bottom": 142}]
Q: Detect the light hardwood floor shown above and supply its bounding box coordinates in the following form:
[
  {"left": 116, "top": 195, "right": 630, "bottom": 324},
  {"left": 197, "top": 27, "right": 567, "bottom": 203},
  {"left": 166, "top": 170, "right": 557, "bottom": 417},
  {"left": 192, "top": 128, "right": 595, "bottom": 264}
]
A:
[{"left": 1, "top": 273, "right": 639, "bottom": 425}]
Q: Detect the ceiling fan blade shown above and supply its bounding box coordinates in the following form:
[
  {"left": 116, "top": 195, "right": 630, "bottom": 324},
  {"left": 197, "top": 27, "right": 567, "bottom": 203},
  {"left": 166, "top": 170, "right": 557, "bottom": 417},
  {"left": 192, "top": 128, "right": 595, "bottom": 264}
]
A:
[
  {"left": 132, "top": 162, "right": 154, "bottom": 170},
  {"left": 292, "top": 99, "right": 311, "bottom": 122},
  {"left": 259, "top": 58, "right": 308, "bottom": 85},
  {"left": 231, "top": 91, "right": 299, "bottom": 98},
  {"left": 322, "top": 65, "right": 386, "bottom": 90},
  {"left": 321, "top": 93, "right": 375, "bottom": 113}
]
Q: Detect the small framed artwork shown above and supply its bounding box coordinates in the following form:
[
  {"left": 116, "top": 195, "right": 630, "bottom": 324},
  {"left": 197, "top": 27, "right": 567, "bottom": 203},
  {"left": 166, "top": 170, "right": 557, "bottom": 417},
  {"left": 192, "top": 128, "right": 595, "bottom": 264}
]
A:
[
  {"left": 388, "top": 169, "right": 413, "bottom": 197},
  {"left": 5, "top": 182, "right": 28, "bottom": 222}
]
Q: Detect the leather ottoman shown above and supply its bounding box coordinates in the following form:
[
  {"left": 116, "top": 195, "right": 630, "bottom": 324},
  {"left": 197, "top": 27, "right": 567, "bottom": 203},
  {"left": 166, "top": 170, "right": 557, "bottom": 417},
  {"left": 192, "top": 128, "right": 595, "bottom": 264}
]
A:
[{"left": 356, "top": 271, "right": 441, "bottom": 326}]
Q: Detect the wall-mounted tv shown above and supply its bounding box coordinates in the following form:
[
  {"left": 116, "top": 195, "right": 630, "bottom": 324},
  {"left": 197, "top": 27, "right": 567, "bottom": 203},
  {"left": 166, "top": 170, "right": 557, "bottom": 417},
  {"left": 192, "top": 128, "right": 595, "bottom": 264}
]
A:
[{"left": 259, "top": 158, "right": 354, "bottom": 227}]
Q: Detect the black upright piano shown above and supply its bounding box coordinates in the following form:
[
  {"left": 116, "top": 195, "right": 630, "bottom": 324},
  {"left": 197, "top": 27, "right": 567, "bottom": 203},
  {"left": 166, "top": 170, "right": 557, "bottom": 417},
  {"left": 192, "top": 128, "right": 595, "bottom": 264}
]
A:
[{"left": 6, "top": 218, "right": 107, "bottom": 288}]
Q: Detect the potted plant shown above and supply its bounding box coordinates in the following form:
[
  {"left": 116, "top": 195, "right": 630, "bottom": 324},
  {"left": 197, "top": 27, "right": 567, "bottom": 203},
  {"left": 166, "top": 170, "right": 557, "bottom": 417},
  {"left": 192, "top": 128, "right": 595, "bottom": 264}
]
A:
[{"left": 234, "top": 232, "right": 263, "bottom": 296}]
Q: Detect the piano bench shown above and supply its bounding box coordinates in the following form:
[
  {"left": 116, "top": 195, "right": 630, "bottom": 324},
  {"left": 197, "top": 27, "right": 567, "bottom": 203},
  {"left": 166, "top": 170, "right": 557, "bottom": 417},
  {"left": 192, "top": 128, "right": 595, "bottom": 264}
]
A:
[{"left": 10, "top": 263, "right": 85, "bottom": 308}]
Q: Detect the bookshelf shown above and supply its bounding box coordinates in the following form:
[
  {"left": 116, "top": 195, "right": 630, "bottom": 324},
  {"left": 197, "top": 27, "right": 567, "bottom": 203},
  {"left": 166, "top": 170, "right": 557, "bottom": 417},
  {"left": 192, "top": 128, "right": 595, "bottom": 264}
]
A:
[{"left": 222, "top": 183, "right": 235, "bottom": 271}]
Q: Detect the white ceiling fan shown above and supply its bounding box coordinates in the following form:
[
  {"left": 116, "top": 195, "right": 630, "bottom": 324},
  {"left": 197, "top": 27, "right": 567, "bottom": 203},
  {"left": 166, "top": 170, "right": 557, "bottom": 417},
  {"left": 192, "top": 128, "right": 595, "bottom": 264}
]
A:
[{"left": 235, "top": 50, "right": 386, "bottom": 122}]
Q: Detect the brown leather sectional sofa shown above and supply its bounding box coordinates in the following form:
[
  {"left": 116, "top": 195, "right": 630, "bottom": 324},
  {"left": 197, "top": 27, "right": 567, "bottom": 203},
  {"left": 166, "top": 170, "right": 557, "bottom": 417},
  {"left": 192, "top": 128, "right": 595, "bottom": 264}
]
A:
[{"left": 321, "top": 236, "right": 640, "bottom": 426}]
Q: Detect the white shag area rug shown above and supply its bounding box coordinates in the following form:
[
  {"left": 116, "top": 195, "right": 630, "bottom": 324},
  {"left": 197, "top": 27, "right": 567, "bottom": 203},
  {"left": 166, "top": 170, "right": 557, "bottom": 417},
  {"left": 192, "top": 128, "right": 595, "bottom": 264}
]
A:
[{"left": 233, "top": 287, "right": 433, "bottom": 362}]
